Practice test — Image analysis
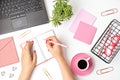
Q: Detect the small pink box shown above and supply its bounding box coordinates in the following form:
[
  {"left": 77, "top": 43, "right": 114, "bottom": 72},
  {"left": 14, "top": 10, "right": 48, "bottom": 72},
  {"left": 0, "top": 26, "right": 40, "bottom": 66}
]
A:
[{"left": 73, "top": 22, "right": 97, "bottom": 45}]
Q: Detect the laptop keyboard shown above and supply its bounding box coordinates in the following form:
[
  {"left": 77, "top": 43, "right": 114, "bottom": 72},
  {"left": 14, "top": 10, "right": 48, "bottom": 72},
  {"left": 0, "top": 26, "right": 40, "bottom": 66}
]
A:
[{"left": 0, "top": 0, "right": 44, "bottom": 20}]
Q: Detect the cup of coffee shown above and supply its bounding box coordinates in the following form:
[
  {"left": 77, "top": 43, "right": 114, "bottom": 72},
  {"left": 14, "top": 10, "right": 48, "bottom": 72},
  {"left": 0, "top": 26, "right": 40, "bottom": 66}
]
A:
[{"left": 77, "top": 57, "right": 90, "bottom": 71}]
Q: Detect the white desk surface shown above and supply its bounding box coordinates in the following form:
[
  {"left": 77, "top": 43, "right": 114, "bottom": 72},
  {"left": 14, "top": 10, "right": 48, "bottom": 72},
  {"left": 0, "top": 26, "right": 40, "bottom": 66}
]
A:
[{"left": 0, "top": 0, "right": 120, "bottom": 80}]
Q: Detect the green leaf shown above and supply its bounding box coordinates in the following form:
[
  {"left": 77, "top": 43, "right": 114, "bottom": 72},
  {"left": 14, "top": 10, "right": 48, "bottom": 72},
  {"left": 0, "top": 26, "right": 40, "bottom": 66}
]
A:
[{"left": 51, "top": 0, "right": 73, "bottom": 27}]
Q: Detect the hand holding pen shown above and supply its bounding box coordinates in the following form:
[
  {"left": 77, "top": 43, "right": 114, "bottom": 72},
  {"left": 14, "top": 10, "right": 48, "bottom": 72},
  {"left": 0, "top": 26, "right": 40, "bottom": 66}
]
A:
[
  {"left": 46, "top": 36, "right": 75, "bottom": 80},
  {"left": 48, "top": 40, "right": 67, "bottom": 48},
  {"left": 46, "top": 36, "right": 67, "bottom": 48},
  {"left": 46, "top": 36, "right": 67, "bottom": 59}
]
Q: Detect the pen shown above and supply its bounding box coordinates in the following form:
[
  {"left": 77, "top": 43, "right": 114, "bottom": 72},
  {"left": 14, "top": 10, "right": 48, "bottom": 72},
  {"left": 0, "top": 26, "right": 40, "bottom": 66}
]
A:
[{"left": 48, "top": 40, "right": 67, "bottom": 48}]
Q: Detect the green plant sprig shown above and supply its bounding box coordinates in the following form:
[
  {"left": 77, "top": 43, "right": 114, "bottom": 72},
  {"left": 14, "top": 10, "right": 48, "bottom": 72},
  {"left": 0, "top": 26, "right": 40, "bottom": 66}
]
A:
[{"left": 51, "top": 0, "right": 73, "bottom": 27}]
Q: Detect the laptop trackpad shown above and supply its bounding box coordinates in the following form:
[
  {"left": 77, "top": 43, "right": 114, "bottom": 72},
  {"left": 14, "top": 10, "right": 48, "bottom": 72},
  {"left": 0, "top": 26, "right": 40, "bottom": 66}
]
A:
[{"left": 12, "top": 17, "right": 28, "bottom": 29}]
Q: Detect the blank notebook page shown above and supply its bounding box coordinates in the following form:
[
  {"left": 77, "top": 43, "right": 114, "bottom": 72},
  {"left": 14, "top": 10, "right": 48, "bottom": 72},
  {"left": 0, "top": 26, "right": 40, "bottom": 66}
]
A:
[{"left": 31, "top": 30, "right": 55, "bottom": 65}]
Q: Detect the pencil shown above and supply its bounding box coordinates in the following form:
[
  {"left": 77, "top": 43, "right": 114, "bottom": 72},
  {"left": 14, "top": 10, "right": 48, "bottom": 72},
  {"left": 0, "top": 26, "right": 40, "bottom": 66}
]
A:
[{"left": 48, "top": 40, "right": 67, "bottom": 48}]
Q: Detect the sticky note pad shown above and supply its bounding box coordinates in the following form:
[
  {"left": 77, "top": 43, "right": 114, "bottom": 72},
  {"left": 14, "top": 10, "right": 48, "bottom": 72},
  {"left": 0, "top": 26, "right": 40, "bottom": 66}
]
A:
[
  {"left": 73, "top": 22, "right": 97, "bottom": 44},
  {"left": 69, "top": 9, "right": 96, "bottom": 33}
]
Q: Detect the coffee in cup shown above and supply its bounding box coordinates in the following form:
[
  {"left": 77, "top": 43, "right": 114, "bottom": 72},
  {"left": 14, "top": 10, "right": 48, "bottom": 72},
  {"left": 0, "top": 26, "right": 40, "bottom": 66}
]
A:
[{"left": 77, "top": 57, "right": 90, "bottom": 71}]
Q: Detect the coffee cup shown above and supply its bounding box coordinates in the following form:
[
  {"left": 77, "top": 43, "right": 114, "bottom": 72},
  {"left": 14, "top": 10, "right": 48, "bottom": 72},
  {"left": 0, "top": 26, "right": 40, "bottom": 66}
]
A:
[{"left": 77, "top": 57, "right": 90, "bottom": 71}]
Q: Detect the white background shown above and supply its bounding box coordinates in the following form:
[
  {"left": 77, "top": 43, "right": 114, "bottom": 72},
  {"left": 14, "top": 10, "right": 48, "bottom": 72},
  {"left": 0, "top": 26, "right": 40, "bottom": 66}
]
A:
[{"left": 0, "top": 0, "right": 120, "bottom": 80}]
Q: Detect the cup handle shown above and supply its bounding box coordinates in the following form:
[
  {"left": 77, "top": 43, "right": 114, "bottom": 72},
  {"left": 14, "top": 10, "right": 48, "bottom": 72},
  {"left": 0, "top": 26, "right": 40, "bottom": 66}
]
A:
[{"left": 86, "top": 57, "right": 91, "bottom": 61}]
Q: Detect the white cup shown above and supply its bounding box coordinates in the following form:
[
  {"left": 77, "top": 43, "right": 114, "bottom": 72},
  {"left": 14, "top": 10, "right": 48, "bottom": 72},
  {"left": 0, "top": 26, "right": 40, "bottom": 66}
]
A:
[{"left": 77, "top": 57, "right": 90, "bottom": 71}]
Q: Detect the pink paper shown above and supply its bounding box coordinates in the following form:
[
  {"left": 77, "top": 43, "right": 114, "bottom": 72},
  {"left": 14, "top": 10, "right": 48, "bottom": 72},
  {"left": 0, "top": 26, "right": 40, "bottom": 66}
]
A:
[
  {"left": 69, "top": 9, "right": 96, "bottom": 33},
  {"left": 0, "top": 37, "right": 19, "bottom": 67},
  {"left": 73, "top": 22, "right": 97, "bottom": 44}
]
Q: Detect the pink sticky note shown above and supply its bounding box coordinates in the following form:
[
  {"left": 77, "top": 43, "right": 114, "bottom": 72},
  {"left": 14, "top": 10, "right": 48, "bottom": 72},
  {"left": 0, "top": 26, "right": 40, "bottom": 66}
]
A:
[
  {"left": 69, "top": 9, "right": 96, "bottom": 33},
  {"left": 73, "top": 22, "right": 97, "bottom": 45}
]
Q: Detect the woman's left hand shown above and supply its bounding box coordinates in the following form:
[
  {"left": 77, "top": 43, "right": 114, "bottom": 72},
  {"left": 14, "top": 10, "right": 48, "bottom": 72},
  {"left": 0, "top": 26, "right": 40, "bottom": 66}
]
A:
[{"left": 19, "top": 41, "right": 37, "bottom": 80}]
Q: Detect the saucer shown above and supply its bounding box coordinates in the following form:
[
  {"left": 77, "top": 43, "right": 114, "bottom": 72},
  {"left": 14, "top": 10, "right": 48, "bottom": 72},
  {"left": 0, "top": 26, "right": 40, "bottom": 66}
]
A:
[{"left": 71, "top": 53, "right": 94, "bottom": 76}]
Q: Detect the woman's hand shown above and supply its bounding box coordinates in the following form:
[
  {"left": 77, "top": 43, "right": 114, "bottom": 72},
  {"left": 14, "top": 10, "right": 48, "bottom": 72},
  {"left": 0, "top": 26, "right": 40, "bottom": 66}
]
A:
[
  {"left": 19, "top": 41, "right": 37, "bottom": 80},
  {"left": 46, "top": 36, "right": 75, "bottom": 80},
  {"left": 46, "top": 36, "right": 63, "bottom": 59}
]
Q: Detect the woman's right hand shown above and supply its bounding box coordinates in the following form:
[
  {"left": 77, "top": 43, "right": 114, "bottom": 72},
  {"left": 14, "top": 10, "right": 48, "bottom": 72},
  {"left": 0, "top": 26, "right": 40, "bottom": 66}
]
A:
[{"left": 46, "top": 36, "right": 63, "bottom": 59}]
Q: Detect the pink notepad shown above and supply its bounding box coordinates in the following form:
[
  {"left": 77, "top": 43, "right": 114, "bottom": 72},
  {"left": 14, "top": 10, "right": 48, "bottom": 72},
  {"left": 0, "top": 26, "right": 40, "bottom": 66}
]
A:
[
  {"left": 69, "top": 9, "right": 96, "bottom": 33},
  {"left": 0, "top": 37, "right": 19, "bottom": 67},
  {"left": 73, "top": 22, "right": 97, "bottom": 44}
]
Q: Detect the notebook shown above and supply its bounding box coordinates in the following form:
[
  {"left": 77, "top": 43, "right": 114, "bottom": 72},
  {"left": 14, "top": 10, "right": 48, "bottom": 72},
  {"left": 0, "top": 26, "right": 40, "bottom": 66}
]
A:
[
  {"left": 0, "top": 37, "right": 19, "bottom": 67},
  {"left": 21, "top": 30, "right": 55, "bottom": 65}
]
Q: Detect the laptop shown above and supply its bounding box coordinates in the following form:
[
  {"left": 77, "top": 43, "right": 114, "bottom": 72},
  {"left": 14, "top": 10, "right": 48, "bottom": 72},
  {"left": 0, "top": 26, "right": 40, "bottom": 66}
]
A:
[{"left": 0, "top": 0, "right": 49, "bottom": 34}]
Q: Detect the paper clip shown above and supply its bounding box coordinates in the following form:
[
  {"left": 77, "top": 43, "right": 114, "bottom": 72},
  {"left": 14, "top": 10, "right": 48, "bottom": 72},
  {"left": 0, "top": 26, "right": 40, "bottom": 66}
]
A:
[
  {"left": 9, "top": 73, "right": 14, "bottom": 78},
  {"left": 42, "top": 68, "right": 53, "bottom": 80},
  {"left": 18, "top": 30, "right": 31, "bottom": 39},
  {"left": 12, "top": 67, "right": 17, "bottom": 71},
  {"left": 101, "top": 8, "right": 118, "bottom": 16},
  {"left": 1, "top": 71, "right": 5, "bottom": 76},
  {"left": 96, "top": 66, "right": 114, "bottom": 75}
]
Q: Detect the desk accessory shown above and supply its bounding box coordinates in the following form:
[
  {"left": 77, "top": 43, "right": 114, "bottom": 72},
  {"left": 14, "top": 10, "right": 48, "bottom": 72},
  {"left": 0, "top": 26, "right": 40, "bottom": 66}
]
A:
[
  {"left": 51, "top": 0, "right": 73, "bottom": 27},
  {"left": 91, "top": 19, "right": 120, "bottom": 63},
  {"left": 0, "top": 66, "right": 17, "bottom": 79},
  {"left": 96, "top": 66, "right": 114, "bottom": 75},
  {"left": 0, "top": 37, "right": 19, "bottom": 67},
  {"left": 1, "top": 71, "right": 5, "bottom": 76},
  {"left": 47, "top": 40, "right": 67, "bottom": 48},
  {"left": 69, "top": 9, "right": 96, "bottom": 33},
  {"left": 9, "top": 73, "right": 14, "bottom": 78},
  {"left": 101, "top": 8, "right": 118, "bottom": 16},
  {"left": 21, "top": 30, "right": 55, "bottom": 65},
  {"left": 73, "top": 21, "right": 97, "bottom": 44},
  {"left": 18, "top": 30, "right": 31, "bottom": 39},
  {"left": 42, "top": 68, "right": 53, "bottom": 80},
  {"left": 12, "top": 67, "right": 17, "bottom": 71},
  {"left": 71, "top": 53, "right": 94, "bottom": 76}
]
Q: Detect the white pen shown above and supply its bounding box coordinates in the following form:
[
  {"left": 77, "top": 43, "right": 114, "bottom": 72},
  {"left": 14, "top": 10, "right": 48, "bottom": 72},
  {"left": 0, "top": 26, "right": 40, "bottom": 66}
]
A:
[{"left": 48, "top": 40, "right": 67, "bottom": 48}]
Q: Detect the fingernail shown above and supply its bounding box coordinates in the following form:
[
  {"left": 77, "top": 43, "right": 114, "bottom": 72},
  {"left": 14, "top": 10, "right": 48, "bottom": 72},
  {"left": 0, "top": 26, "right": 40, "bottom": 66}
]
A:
[
  {"left": 34, "top": 50, "right": 36, "bottom": 53},
  {"left": 48, "top": 49, "right": 49, "bottom": 51},
  {"left": 46, "top": 39, "right": 49, "bottom": 43},
  {"left": 30, "top": 40, "right": 33, "bottom": 42},
  {"left": 26, "top": 41, "right": 29, "bottom": 43}
]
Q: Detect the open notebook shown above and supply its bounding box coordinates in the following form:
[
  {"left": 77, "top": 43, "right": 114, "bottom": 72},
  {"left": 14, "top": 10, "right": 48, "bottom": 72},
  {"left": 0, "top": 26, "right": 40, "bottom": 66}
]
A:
[{"left": 21, "top": 30, "right": 55, "bottom": 65}]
